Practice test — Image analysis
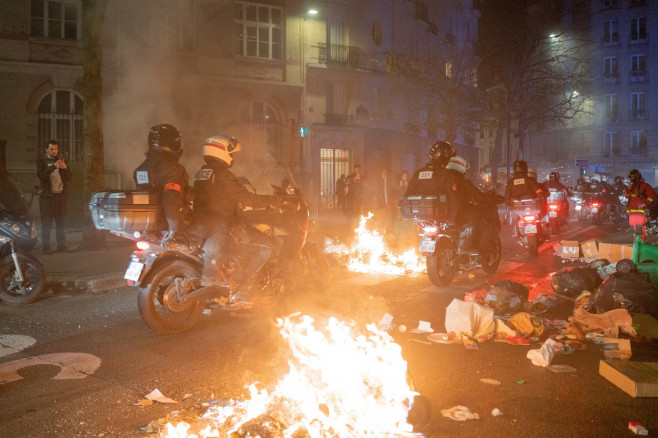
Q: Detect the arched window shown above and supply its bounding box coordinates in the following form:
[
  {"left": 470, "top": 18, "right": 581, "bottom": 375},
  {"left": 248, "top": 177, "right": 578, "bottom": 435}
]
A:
[
  {"left": 37, "top": 90, "right": 83, "bottom": 161},
  {"left": 30, "top": 0, "right": 81, "bottom": 40}
]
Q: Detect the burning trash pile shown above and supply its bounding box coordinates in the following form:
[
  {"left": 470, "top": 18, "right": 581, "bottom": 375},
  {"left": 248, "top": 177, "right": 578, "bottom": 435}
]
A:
[
  {"left": 324, "top": 213, "right": 425, "bottom": 276},
  {"left": 161, "top": 314, "right": 426, "bottom": 437}
]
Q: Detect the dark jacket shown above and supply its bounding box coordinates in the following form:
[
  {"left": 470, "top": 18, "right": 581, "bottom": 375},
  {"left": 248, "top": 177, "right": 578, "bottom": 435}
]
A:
[
  {"left": 193, "top": 158, "right": 276, "bottom": 223},
  {"left": 405, "top": 161, "right": 460, "bottom": 223},
  {"left": 505, "top": 174, "right": 543, "bottom": 206},
  {"left": 133, "top": 151, "right": 189, "bottom": 232},
  {"left": 37, "top": 154, "right": 72, "bottom": 196},
  {"left": 544, "top": 180, "right": 572, "bottom": 202}
]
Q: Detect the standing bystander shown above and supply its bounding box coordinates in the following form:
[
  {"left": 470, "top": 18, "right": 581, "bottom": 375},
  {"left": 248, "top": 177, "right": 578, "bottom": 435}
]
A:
[
  {"left": 335, "top": 174, "right": 347, "bottom": 212},
  {"left": 37, "top": 140, "right": 72, "bottom": 254}
]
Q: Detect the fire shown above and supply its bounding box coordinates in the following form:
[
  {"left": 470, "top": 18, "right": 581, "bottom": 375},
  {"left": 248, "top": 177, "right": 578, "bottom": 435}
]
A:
[
  {"left": 346, "top": 214, "right": 425, "bottom": 276},
  {"left": 163, "top": 314, "right": 421, "bottom": 437}
]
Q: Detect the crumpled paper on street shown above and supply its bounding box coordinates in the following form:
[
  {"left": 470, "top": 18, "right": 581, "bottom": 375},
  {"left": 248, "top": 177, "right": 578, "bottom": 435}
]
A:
[
  {"left": 444, "top": 299, "right": 495, "bottom": 341},
  {"left": 526, "top": 338, "right": 557, "bottom": 367},
  {"left": 440, "top": 405, "right": 480, "bottom": 421},
  {"left": 568, "top": 307, "right": 636, "bottom": 338}
]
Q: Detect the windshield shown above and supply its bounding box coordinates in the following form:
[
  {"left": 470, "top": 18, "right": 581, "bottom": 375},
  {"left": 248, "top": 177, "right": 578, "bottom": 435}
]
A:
[
  {"left": 0, "top": 172, "right": 30, "bottom": 216},
  {"left": 246, "top": 164, "right": 298, "bottom": 195}
]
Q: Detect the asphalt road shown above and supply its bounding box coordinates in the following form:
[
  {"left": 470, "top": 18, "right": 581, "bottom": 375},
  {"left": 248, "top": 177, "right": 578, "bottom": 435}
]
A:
[{"left": 0, "top": 218, "right": 656, "bottom": 437}]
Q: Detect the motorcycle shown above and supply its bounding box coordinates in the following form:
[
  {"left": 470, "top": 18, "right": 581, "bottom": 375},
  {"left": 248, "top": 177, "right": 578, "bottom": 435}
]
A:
[
  {"left": 546, "top": 190, "right": 569, "bottom": 234},
  {"left": 578, "top": 194, "right": 606, "bottom": 225},
  {"left": 401, "top": 193, "right": 503, "bottom": 286},
  {"left": 0, "top": 173, "right": 47, "bottom": 303},
  {"left": 90, "top": 168, "right": 328, "bottom": 334},
  {"left": 510, "top": 195, "right": 549, "bottom": 256}
]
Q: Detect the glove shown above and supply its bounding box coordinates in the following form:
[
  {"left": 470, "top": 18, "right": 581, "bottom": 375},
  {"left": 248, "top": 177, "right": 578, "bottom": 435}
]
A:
[{"left": 161, "top": 230, "right": 189, "bottom": 247}]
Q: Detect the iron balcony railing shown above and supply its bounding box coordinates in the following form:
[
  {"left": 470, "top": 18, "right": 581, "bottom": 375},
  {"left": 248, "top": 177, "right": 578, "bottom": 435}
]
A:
[
  {"left": 317, "top": 42, "right": 360, "bottom": 68},
  {"left": 629, "top": 33, "right": 649, "bottom": 45},
  {"left": 630, "top": 70, "right": 648, "bottom": 83},
  {"left": 630, "top": 109, "right": 649, "bottom": 120}
]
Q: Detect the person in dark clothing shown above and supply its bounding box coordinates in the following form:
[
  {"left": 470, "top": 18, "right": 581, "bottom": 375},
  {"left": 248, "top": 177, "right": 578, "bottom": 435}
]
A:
[
  {"left": 335, "top": 174, "right": 347, "bottom": 212},
  {"left": 544, "top": 171, "right": 572, "bottom": 219},
  {"left": 193, "top": 135, "right": 283, "bottom": 306},
  {"left": 37, "top": 140, "right": 72, "bottom": 254},
  {"left": 133, "top": 124, "right": 190, "bottom": 240},
  {"left": 346, "top": 164, "right": 365, "bottom": 218},
  {"left": 505, "top": 160, "right": 544, "bottom": 208},
  {"left": 370, "top": 167, "right": 394, "bottom": 232},
  {"left": 405, "top": 141, "right": 460, "bottom": 234}
]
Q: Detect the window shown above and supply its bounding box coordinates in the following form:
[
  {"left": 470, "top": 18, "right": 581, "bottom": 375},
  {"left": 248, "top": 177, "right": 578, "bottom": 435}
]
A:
[
  {"left": 631, "top": 131, "right": 647, "bottom": 156},
  {"left": 631, "top": 54, "right": 647, "bottom": 82},
  {"left": 604, "top": 94, "right": 618, "bottom": 121},
  {"left": 604, "top": 57, "right": 618, "bottom": 82},
  {"left": 37, "top": 90, "right": 83, "bottom": 161},
  {"left": 240, "top": 101, "right": 279, "bottom": 147},
  {"left": 602, "top": 0, "right": 619, "bottom": 8},
  {"left": 320, "top": 148, "right": 351, "bottom": 209},
  {"left": 603, "top": 20, "right": 619, "bottom": 45},
  {"left": 233, "top": 1, "right": 283, "bottom": 60},
  {"left": 604, "top": 131, "right": 620, "bottom": 157},
  {"left": 631, "top": 92, "right": 646, "bottom": 119},
  {"left": 630, "top": 17, "right": 647, "bottom": 43},
  {"left": 30, "top": 0, "right": 80, "bottom": 40}
]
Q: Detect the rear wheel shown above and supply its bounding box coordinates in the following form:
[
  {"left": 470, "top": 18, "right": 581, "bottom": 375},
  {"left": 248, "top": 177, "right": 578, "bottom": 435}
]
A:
[
  {"left": 527, "top": 235, "right": 539, "bottom": 256},
  {"left": 594, "top": 210, "right": 605, "bottom": 225},
  {"left": 137, "top": 261, "right": 202, "bottom": 335},
  {"left": 481, "top": 236, "right": 502, "bottom": 274},
  {"left": 0, "top": 253, "right": 47, "bottom": 304},
  {"left": 550, "top": 217, "right": 560, "bottom": 235},
  {"left": 426, "top": 248, "right": 456, "bottom": 286}
]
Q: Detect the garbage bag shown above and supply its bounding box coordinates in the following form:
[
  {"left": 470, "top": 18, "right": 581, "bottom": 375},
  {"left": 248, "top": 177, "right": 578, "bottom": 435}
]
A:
[
  {"left": 590, "top": 272, "right": 658, "bottom": 318},
  {"left": 444, "top": 299, "right": 495, "bottom": 341},
  {"left": 493, "top": 280, "right": 529, "bottom": 301},
  {"left": 506, "top": 312, "right": 545, "bottom": 337},
  {"left": 551, "top": 266, "right": 603, "bottom": 300}
]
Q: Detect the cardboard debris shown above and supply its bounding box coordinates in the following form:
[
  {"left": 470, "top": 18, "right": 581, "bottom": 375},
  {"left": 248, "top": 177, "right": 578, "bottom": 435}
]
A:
[
  {"left": 597, "top": 242, "right": 633, "bottom": 263},
  {"left": 560, "top": 241, "right": 580, "bottom": 259},
  {"left": 580, "top": 240, "right": 598, "bottom": 259},
  {"left": 599, "top": 360, "right": 658, "bottom": 398},
  {"left": 602, "top": 337, "right": 632, "bottom": 360}
]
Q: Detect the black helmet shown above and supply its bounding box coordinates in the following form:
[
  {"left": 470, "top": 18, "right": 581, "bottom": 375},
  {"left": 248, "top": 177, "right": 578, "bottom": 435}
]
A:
[
  {"left": 549, "top": 172, "right": 560, "bottom": 182},
  {"left": 428, "top": 141, "right": 456, "bottom": 166},
  {"left": 629, "top": 169, "right": 642, "bottom": 184},
  {"left": 513, "top": 160, "right": 528, "bottom": 177},
  {"left": 148, "top": 123, "right": 183, "bottom": 157}
]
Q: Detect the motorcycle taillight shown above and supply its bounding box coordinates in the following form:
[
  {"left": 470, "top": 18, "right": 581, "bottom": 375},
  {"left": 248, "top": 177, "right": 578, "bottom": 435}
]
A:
[
  {"left": 549, "top": 204, "right": 559, "bottom": 210},
  {"left": 523, "top": 215, "right": 536, "bottom": 222},
  {"left": 591, "top": 202, "right": 600, "bottom": 207},
  {"left": 423, "top": 225, "right": 438, "bottom": 235},
  {"left": 136, "top": 241, "right": 150, "bottom": 250}
]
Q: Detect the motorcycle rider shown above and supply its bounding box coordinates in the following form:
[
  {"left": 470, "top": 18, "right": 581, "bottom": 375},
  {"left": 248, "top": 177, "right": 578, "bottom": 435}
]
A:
[
  {"left": 505, "top": 160, "right": 544, "bottom": 209},
  {"left": 133, "top": 124, "right": 190, "bottom": 241},
  {"left": 405, "top": 141, "right": 461, "bottom": 235},
  {"left": 625, "top": 169, "right": 656, "bottom": 241},
  {"left": 192, "top": 135, "right": 283, "bottom": 306},
  {"left": 612, "top": 176, "right": 627, "bottom": 196},
  {"left": 544, "top": 172, "right": 572, "bottom": 220}
]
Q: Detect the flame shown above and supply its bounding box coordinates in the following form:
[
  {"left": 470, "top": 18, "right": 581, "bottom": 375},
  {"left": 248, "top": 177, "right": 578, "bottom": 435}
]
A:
[
  {"left": 163, "top": 314, "right": 421, "bottom": 437},
  {"left": 346, "top": 213, "right": 425, "bottom": 276}
]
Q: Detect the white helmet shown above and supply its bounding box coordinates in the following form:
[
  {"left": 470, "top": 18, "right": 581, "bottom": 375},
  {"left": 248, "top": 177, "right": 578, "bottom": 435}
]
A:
[
  {"left": 446, "top": 156, "right": 469, "bottom": 174},
  {"left": 203, "top": 135, "right": 241, "bottom": 166},
  {"left": 591, "top": 174, "right": 601, "bottom": 182}
]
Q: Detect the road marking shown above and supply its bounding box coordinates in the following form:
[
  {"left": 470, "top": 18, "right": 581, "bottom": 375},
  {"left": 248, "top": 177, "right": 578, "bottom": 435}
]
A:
[
  {"left": 0, "top": 352, "right": 101, "bottom": 384},
  {"left": 0, "top": 335, "right": 36, "bottom": 358}
]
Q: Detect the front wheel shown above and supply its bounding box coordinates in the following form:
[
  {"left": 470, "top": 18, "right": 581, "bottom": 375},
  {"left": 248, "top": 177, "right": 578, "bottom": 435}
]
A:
[
  {"left": 593, "top": 210, "right": 605, "bottom": 225},
  {"left": 481, "top": 236, "right": 502, "bottom": 274},
  {"left": 137, "top": 261, "right": 202, "bottom": 335},
  {"left": 0, "top": 253, "right": 47, "bottom": 304},
  {"left": 426, "top": 248, "right": 456, "bottom": 286}
]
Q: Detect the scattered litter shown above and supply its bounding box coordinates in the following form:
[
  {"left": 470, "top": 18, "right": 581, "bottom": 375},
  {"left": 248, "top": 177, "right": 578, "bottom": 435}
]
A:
[
  {"left": 547, "top": 364, "right": 577, "bottom": 373},
  {"left": 480, "top": 378, "right": 501, "bottom": 385},
  {"left": 464, "top": 339, "right": 479, "bottom": 349},
  {"left": 377, "top": 313, "right": 394, "bottom": 331},
  {"left": 398, "top": 324, "right": 407, "bottom": 333},
  {"left": 527, "top": 338, "right": 557, "bottom": 367},
  {"left": 427, "top": 333, "right": 456, "bottom": 344},
  {"left": 408, "top": 338, "right": 433, "bottom": 345},
  {"left": 505, "top": 335, "right": 530, "bottom": 345},
  {"left": 507, "top": 312, "right": 545, "bottom": 337},
  {"left": 440, "top": 405, "right": 480, "bottom": 421},
  {"left": 145, "top": 389, "right": 178, "bottom": 404},
  {"left": 517, "top": 380, "right": 525, "bottom": 384},
  {"left": 491, "top": 408, "right": 503, "bottom": 417},
  {"left": 602, "top": 337, "right": 632, "bottom": 360},
  {"left": 628, "top": 422, "right": 649, "bottom": 435},
  {"left": 134, "top": 399, "right": 153, "bottom": 407},
  {"left": 410, "top": 320, "right": 434, "bottom": 334},
  {"left": 444, "top": 299, "right": 495, "bottom": 341}
]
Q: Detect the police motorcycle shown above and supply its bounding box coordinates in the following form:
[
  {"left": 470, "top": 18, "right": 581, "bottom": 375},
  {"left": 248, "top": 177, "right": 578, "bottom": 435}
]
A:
[
  {"left": 577, "top": 193, "right": 606, "bottom": 225},
  {"left": 0, "top": 173, "right": 47, "bottom": 303},
  {"left": 510, "top": 194, "right": 549, "bottom": 256},
  {"left": 546, "top": 188, "right": 569, "bottom": 234},
  {"left": 400, "top": 192, "right": 503, "bottom": 287},
  {"left": 90, "top": 167, "right": 327, "bottom": 334}
]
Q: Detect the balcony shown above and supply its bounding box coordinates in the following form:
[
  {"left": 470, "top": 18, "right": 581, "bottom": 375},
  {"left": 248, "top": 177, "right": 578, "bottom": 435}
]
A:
[
  {"left": 324, "top": 113, "right": 354, "bottom": 126},
  {"left": 602, "top": 0, "right": 620, "bottom": 8},
  {"left": 630, "top": 70, "right": 648, "bottom": 83},
  {"left": 603, "top": 74, "right": 619, "bottom": 84},
  {"left": 317, "top": 43, "right": 360, "bottom": 68},
  {"left": 629, "top": 33, "right": 649, "bottom": 45},
  {"left": 602, "top": 33, "right": 620, "bottom": 47},
  {"left": 629, "top": 0, "right": 647, "bottom": 7},
  {"left": 630, "top": 109, "right": 649, "bottom": 121}
]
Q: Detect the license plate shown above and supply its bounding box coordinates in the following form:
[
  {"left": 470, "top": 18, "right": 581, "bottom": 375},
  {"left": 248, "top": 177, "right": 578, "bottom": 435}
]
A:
[
  {"left": 524, "top": 224, "right": 537, "bottom": 234},
  {"left": 124, "top": 261, "right": 144, "bottom": 281},
  {"left": 591, "top": 207, "right": 598, "bottom": 213},
  {"left": 419, "top": 240, "right": 436, "bottom": 253},
  {"left": 549, "top": 211, "right": 558, "bottom": 217},
  {"left": 575, "top": 205, "right": 582, "bottom": 211}
]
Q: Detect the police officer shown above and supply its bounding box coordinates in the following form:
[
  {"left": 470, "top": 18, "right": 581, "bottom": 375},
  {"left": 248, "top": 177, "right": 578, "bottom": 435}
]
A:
[
  {"left": 405, "top": 141, "right": 460, "bottom": 233},
  {"left": 544, "top": 171, "right": 572, "bottom": 218},
  {"left": 133, "top": 124, "right": 189, "bottom": 240},
  {"left": 505, "top": 160, "right": 544, "bottom": 210},
  {"left": 193, "top": 135, "right": 283, "bottom": 306}
]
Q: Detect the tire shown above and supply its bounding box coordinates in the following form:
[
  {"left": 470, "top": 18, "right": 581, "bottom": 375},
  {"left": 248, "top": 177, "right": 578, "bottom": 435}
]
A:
[
  {"left": 578, "top": 208, "right": 586, "bottom": 221},
  {"left": 407, "top": 395, "right": 432, "bottom": 433},
  {"left": 426, "top": 248, "right": 456, "bottom": 286},
  {"left": 137, "top": 261, "right": 202, "bottom": 335},
  {"left": 0, "top": 253, "right": 47, "bottom": 304},
  {"left": 593, "top": 211, "right": 605, "bottom": 225},
  {"left": 550, "top": 218, "right": 560, "bottom": 235},
  {"left": 527, "top": 235, "right": 539, "bottom": 256},
  {"left": 481, "top": 236, "right": 502, "bottom": 274}
]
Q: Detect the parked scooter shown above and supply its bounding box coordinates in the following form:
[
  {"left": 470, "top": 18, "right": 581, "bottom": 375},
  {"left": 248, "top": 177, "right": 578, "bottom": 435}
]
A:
[
  {"left": 90, "top": 171, "right": 327, "bottom": 334},
  {"left": 510, "top": 195, "right": 549, "bottom": 256},
  {"left": 0, "top": 173, "right": 47, "bottom": 303},
  {"left": 401, "top": 192, "right": 503, "bottom": 286}
]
